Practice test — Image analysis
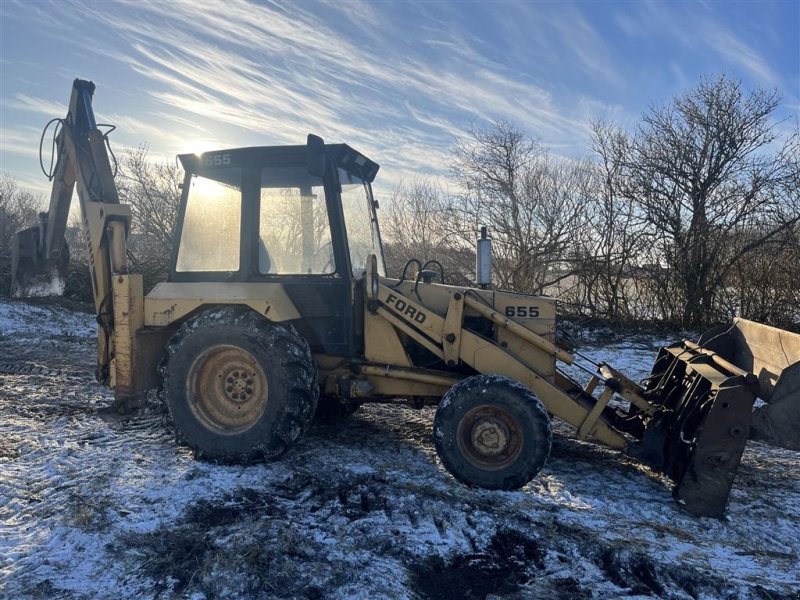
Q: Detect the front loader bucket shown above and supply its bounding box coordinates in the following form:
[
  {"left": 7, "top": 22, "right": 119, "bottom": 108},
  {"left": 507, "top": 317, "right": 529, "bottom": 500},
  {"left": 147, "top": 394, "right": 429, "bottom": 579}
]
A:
[
  {"left": 699, "top": 319, "right": 800, "bottom": 451},
  {"left": 10, "top": 225, "right": 69, "bottom": 298},
  {"left": 628, "top": 342, "right": 758, "bottom": 517}
]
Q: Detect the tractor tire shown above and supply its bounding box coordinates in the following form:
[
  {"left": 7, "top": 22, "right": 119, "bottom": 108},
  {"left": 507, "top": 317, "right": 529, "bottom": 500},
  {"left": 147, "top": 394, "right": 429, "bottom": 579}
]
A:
[
  {"left": 163, "top": 307, "right": 318, "bottom": 463},
  {"left": 433, "top": 374, "right": 552, "bottom": 490}
]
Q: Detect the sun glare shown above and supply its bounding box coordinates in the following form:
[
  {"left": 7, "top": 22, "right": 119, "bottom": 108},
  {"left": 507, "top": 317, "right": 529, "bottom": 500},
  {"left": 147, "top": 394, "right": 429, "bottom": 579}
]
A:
[{"left": 179, "top": 138, "right": 224, "bottom": 156}]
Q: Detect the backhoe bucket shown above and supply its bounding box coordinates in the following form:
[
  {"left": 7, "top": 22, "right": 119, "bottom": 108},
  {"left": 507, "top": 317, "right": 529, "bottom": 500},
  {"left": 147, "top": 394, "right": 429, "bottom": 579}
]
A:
[
  {"left": 627, "top": 341, "right": 759, "bottom": 517},
  {"left": 10, "top": 224, "right": 69, "bottom": 298},
  {"left": 698, "top": 319, "right": 800, "bottom": 451}
]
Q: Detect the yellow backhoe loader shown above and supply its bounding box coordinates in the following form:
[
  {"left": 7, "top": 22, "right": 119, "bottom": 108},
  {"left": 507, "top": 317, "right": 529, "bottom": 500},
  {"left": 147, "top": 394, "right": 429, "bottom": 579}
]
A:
[{"left": 12, "top": 79, "right": 800, "bottom": 518}]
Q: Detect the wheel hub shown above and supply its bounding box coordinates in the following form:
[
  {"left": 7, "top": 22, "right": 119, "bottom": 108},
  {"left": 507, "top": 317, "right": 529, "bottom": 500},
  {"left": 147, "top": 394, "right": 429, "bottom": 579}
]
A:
[
  {"left": 457, "top": 405, "right": 524, "bottom": 471},
  {"left": 470, "top": 418, "right": 510, "bottom": 456},
  {"left": 223, "top": 368, "right": 255, "bottom": 403},
  {"left": 187, "top": 345, "right": 268, "bottom": 435}
]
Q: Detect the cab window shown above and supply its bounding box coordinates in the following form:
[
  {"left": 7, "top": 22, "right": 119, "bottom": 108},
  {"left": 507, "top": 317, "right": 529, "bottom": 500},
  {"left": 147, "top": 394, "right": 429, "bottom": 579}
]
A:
[
  {"left": 258, "top": 166, "right": 335, "bottom": 275},
  {"left": 338, "top": 168, "right": 385, "bottom": 276},
  {"left": 176, "top": 169, "right": 241, "bottom": 272}
]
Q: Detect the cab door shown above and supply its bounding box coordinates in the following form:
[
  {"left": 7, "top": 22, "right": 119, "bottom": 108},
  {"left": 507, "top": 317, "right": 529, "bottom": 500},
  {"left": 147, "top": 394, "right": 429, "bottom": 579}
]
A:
[{"left": 253, "top": 160, "right": 354, "bottom": 356}]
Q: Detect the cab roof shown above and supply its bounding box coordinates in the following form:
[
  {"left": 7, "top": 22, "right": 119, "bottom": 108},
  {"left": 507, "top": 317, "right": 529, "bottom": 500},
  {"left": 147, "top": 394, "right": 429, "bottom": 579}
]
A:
[{"left": 177, "top": 142, "right": 380, "bottom": 183}]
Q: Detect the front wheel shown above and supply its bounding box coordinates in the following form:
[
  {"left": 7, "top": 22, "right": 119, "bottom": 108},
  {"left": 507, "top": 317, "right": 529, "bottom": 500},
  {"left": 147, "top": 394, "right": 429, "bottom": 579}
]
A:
[{"left": 433, "top": 375, "right": 552, "bottom": 490}]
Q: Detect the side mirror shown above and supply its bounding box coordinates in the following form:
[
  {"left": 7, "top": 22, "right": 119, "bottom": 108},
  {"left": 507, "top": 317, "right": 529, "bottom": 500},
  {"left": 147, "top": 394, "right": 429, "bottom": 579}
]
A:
[{"left": 306, "top": 134, "right": 327, "bottom": 177}]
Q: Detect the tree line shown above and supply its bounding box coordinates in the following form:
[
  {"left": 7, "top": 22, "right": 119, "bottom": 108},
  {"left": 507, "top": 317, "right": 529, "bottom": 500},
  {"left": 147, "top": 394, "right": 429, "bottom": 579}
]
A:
[
  {"left": 1, "top": 75, "right": 798, "bottom": 329},
  {"left": 386, "top": 75, "right": 799, "bottom": 329}
]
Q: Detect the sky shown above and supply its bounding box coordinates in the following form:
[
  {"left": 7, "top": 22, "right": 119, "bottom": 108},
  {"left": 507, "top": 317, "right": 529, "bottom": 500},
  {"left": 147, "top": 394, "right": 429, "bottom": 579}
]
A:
[{"left": 1, "top": 0, "right": 798, "bottom": 200}]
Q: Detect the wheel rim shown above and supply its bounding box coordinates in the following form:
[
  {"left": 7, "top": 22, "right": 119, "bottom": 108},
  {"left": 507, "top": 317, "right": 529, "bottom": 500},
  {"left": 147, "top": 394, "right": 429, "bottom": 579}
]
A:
[
  {"left": 456, "top": 404, "right": 524, "bottom": 471},
  {"left": 186, "top": 344, "right": 268, "bottom": 435}
]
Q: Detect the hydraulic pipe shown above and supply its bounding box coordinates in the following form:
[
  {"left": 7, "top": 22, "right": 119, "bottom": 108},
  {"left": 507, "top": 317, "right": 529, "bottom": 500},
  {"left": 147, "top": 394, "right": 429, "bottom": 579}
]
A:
[{"left": 360, "top": 365, "right": 459, "bottom": 388}]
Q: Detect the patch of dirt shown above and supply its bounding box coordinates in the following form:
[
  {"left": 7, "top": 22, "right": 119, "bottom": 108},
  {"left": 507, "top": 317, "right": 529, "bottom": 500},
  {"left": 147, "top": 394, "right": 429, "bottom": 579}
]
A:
[
  {"left": 183, "top": 487, "right": 282, "bottom": 526},
  {"left": 313, "top": 473, "right": 392, "bottom": 519},
  {"left": 120, "top": 488, "right": 338, "bottom": 599},
  {"left": 411, "top": 529, "right": 544, "bottom": 599},
  {"left": 22, "top": 295, "right": 94, "bottom": 314},
  {"left": 122, "top": 526, "right": 212, "bottom": 597}
]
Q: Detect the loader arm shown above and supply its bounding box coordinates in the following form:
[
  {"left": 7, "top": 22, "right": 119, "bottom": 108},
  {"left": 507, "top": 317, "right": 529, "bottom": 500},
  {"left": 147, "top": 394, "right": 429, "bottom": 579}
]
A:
[
  {"left": 11, "top": 79, "right": 136, "bottom": 390},
  {"left": 370, "top": 282, "right": 628, "bottom": 448}
]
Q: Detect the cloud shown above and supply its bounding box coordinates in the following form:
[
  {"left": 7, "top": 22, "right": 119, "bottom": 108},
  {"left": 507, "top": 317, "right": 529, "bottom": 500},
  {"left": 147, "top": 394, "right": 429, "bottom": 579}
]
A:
[
  {"left": 11, "top": 0, "right": 606, "bottom": 188},
  {"left": 613, "top": 1, "right": 782, "bottom": 87},
  {"left": 704, "top": 29, "right": 781, "bottom": 87},
  {"left": 4, "top": 94, "right": 66, "bottom": 117},
  {"left": 1, "top": 127, "right": 44, "bottom": 160},
  {"left": 8, "top": 0, "right": 791, "bottom": 202}
]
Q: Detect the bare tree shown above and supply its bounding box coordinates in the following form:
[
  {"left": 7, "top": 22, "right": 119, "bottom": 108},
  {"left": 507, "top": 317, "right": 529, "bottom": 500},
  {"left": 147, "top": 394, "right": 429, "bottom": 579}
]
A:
[
  {"left": 725, "top": 224, "right": 800, "bottom": 329},
  {"left": 117, "top": 145, "right": 182, "bottom": 290},
  {"left": 569, "top": 121, "right": 649, "bottom": 321},
  {"left": 118, "top": 145, "right": 182, "bottom": 250},
  {"left": 450, "top": 121, "right": 589, "bottom": 294},
  {"left": 383, "top": 179, "right": 473, "bottom": 283},
  {"left": 625, "top": 75, "right": 800, "bottom": 327},
  {"left": 0, "top": 175, "right": 41, "bottom": 295}
]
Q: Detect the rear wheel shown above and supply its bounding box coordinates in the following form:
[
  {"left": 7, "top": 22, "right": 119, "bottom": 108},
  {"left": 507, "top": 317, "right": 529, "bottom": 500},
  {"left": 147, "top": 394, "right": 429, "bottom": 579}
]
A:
[
  {"left": 434, "top": 375, "right": 552, "bottom": 490},
  {"left": 163, "top": 307, "right": 318, "bottom": 463}
]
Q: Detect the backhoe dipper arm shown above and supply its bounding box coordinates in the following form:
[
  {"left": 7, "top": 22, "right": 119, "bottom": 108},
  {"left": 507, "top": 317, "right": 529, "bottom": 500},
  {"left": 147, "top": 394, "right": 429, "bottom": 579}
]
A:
[{"left": 12, "top": 79, "right": 133, "bottom": 386}]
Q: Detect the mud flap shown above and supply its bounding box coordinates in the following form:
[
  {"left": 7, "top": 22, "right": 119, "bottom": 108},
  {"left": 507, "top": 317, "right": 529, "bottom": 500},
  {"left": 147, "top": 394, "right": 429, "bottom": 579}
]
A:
[{"left": 628, "top": 343, "right": 757, "bottom": 518}]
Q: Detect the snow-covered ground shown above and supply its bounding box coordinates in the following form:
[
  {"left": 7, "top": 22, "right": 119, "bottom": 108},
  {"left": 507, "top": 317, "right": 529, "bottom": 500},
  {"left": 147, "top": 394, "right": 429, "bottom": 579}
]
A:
[{"left": 0, "top": 299, "right": 797, "bottom": 599}]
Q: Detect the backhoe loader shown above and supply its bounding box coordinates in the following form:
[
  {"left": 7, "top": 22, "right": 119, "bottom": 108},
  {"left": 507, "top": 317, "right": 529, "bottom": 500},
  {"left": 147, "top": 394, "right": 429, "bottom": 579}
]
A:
[{"left": 11, "top": 79, "right": 800, "bottom": 518}]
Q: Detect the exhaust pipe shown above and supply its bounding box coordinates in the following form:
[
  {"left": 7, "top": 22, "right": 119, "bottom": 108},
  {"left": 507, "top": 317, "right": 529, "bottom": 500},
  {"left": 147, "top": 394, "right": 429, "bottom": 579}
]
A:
[{"left": 476, "top": 226, "right": 492, "bottom": 289}]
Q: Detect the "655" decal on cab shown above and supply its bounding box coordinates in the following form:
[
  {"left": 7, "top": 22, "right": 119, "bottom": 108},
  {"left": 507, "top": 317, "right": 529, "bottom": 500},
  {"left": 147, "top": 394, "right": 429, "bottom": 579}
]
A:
[{"left": 203, "top": 153, "right": 231, "bottom": 167}]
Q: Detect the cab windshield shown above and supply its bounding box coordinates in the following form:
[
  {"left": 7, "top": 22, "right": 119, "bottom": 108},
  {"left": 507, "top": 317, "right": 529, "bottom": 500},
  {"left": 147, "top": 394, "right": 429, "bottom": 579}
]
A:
[{"left": 338, "top": 167, "right": 386, "bottom": 277}]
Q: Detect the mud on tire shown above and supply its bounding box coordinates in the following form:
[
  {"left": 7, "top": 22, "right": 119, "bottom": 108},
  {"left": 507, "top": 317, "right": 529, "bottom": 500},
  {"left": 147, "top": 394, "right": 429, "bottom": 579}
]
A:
[
  {"left": 434, "top": 374, "right": 552, "bottom": 490},
  {"left": 162, "top": 307, "right": 318, "bottom": 463}
]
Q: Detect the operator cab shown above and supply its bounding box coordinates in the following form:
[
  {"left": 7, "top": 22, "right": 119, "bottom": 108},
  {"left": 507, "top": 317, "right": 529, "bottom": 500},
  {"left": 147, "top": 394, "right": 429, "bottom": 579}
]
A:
[
  {"left": 171, "top": 135, "right": 386, "bottom": 355},
  {"left": 172, "top": 135, "right": 385, "bottom": 283}
]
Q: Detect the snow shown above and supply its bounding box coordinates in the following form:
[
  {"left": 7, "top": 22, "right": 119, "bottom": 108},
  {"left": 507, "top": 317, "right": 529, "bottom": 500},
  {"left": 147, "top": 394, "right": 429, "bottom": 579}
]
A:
[
  {"left": 1, "top": 298, "right": 798, "bottom": 599},
  {"left": 0, "top": 299, "right": 95, "bottom": 338}
]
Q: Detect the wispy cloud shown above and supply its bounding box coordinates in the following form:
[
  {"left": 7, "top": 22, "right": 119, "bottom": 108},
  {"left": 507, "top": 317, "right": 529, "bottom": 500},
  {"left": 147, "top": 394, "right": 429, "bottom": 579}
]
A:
[
  {"left": 2, "top": 0, "right": 795, "bottom": 199},
  {"left": 9, "top": 0, "right": 602, "bottom": 189},
  {"left": 705, "top": 29, "right": 781, "bottom": 87},
  {"left": 614, "top": 0, "right": 782, "bottom": 87},
  {"left": 0, "top": 126, "right": 43, "bottom": 160},
  {"left": 5, "top": 94, "right": 66, "bottom": 116}
]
